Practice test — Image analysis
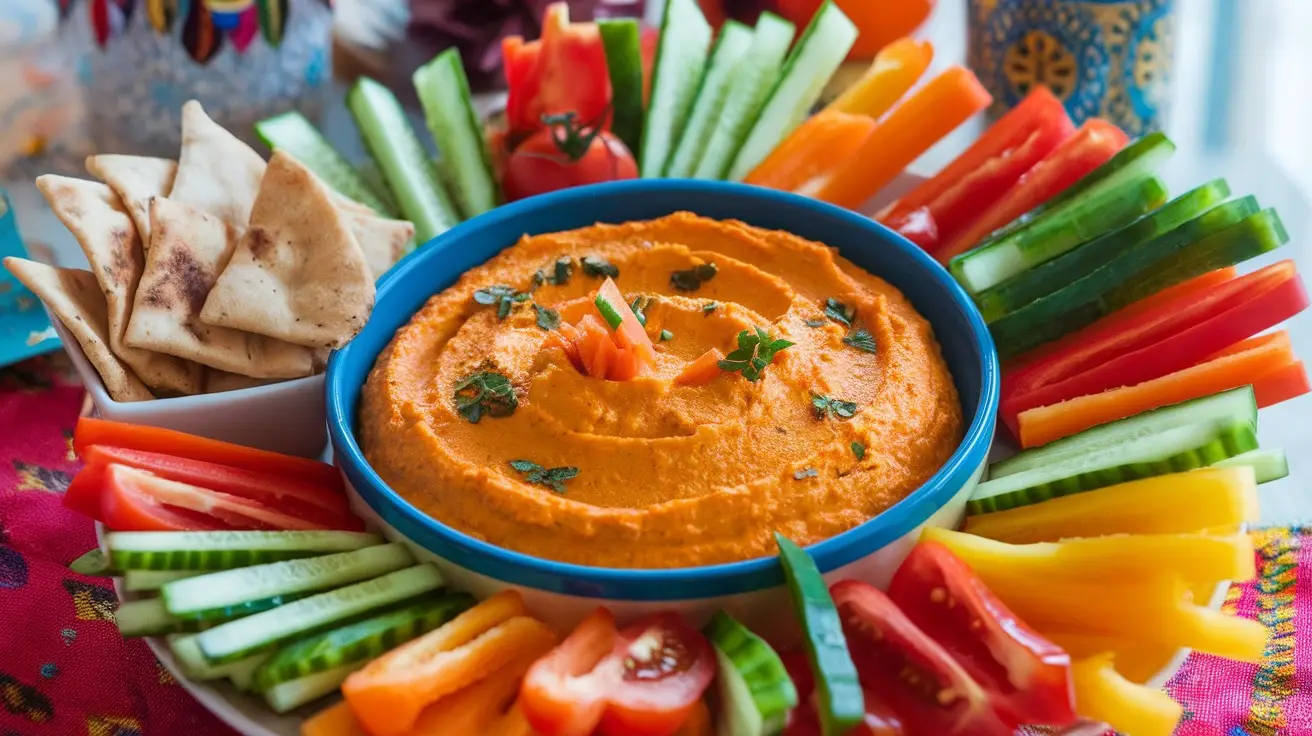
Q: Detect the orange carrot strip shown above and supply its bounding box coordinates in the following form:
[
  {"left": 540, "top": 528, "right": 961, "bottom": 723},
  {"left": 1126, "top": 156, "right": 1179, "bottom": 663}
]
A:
[
  {"left": 825, "top": 38, "right": 933, "bottom": 118},
  {"left": 1017, "top": 331, "right": 1296, "bottom": 448},
  {"left": 301, "top": 700, "right": 370, "bottom": 736},
  {"left": 814, "top": 66, "right": 992, "bottom": 210},
  {"left": 743, "top": 111, "right": 877, "bottom": 192},
  {"left": 676, "top": 348, "right": 725, "bottom": 386},
  {"left": 1253, "top": 360, "right": 1310, "bottom": 408},
  {"left": 409, "top": 651, "right": 556, "bottom": 736}
]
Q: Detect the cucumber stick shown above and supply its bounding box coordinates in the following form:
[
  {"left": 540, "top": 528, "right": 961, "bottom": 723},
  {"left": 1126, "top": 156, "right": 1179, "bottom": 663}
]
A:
[
  {"left": 413, "top": 48, "right": 500, "bottom": 219},
  {"left": 169, "top": 634, "right": 268, "bottom": 681},
  {"left": 355, "top": 159, "right": 401, "bottom": 215},
  {"left": 263, "top": 663, "right": 363, "bottom": 714},
  {"left": 162, "top": 543, "right": 414, "bottom": 618},
  {"left": 704, "top": 611, "right": 798, "bottom": 736},
  {"left": 1215, "top": 448, "right": 1289, "bottom": 484},
  {"left": 967, "top": 419, "right": 1258, "bottom": 515},
  {"left": 598, "top": 19, "right": 647, "bottom": 159},
  {"left": 975, "top": 178, "right": 1230, "bottom": 323},
  {"left": 347, "top": 77, "right": 459, "bottom": 243},
  {"left": 692, "top": 14, "right": 796, "bottom": 180},
  {"left": 640, "top": 0, "right": 713, "bottom": 178},
  {"left": 196, "top": 564, "right": 443, "bottom": 663},
  {"left": 726, "top": 1, "right": 858, "bottom": 182},
  {"left": 117, "top": 598, "right": 207, "bottom": 638},
  {"left": 124, "top": 569, "right": 201, "bottom": 592},
  {"left": 99, "top": 531, "right": 382, "bottom": 572},
  {"left": 664, "top": 21, "right": 754, "bottom": 178},
  {"left": 254, "top": 111, "right": 397, "bottom": 217}
]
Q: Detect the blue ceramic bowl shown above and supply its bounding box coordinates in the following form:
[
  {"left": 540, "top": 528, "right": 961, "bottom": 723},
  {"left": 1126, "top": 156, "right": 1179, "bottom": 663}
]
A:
[{"left": 327, "top": 181, "right": 999, "bottom": 626}]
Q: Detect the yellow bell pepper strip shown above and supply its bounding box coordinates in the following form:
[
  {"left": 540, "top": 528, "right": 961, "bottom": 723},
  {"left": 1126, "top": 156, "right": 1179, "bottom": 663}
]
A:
[
  {"left": 301, "top": 700, "right": 371, "bottom": 736},
  {"left": 962, "top": 467, "right": 1259, "bottom": 544},
  {"left": 824, "top": 37, "right": 933, "bottom": 118},
  {"left": 1071, "top": 654, "right": 1184, "bottom": 736},
  {"left": 343, "top": 591, "right": 557, "bottom": 736},
  {"left": 409, "top": 651, "right": 556, "bottom": 736},
  {"left": 922, "top": 527, "right": 1257, "bottom": 588},
  {"left": 1042, "top": 631, "right": 1181, "bottom": 685},
  {"left": 743, "top": 111, "right": 877, "bottom": 193}
]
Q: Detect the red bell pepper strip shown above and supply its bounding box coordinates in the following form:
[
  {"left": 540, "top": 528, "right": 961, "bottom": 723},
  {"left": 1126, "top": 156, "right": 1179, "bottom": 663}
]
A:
[
  {"left": 936, "top": 118, "right": 1129, "bottom": 261},
  {"left": 877, "top": 86, "right": 1074, "bottom": 249},
  {"left": 1000, "top": 260, "right": 1308, "bottom": 434},
  {"left": 502, "top": 2, "right": 611, "bottom": 138},
  {"left": 100, "top": 464, "right": 331, "bottom": 532}
]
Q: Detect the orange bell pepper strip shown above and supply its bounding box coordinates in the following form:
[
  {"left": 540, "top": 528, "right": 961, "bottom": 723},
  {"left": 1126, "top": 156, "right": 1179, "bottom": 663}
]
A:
[
  {"left": 342, "top": 591, "right": 556, "bottom": 736},
  {"left": 409, "top": 652, "right": 557, "bottom": 736},
  {"left": 824, "top": 38, "right": 933, "bottom": 118},
  {"left": 1253, "top": 360, "right": 1310, "bottom": 407},
  {"left": 814, "top": 66, "right": 992, "bottom": 210},
  {"left": 673, "top": 699, "right": 713, "bottom": 736},
  {"left": 596, "top": 277, "right": 656, "bottom": 368},
  {"left": 743, "top": 111, "right": 877, "bottom": 192},
  {"left": 302, "top": 700, "right": 372, "bottom": 736},
  {"left": 1070, "top": 655, "right": 1184, "bottom": 736},
  {"left": 676, "top": 348, "right": 725, "bottom": 386},
  {"left": 1017, "top": 330, "right": 1297, "bottom": 448}
]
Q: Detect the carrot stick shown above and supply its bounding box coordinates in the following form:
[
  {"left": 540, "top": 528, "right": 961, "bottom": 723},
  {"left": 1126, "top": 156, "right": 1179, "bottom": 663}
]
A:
[
  {"left": 409, "top": 652, "right": 555, "bottom": 736},
  {"left": 814, "top": 66, "right": 992, "bottom": 210},
  {"left": 676, "top": 348, "right": 725, "bottom": 386},
  {"left": 743, "top": 111, "right": 877, "bottom": 192},
  {"left": 824, "top": 38, "right": 933, "bottom": 118},
  {"left": 1017, "top": 331, "right": 1296, "bottom": 448},
  {"left": 301, "top": 700, "right": 370, "bottom": 736}
]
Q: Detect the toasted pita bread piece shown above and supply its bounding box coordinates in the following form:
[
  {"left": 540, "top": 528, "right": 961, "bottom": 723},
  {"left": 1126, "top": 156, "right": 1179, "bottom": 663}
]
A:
[
  {"left": 201, "top": 152, "right": 375, "bottom": 349},
  {"left": 127, "top": 197, "right": 315, "bottom": 379},
  {"left": 343, "top": 211, "right": 413, "bottom": 280},
  {"left": 169, "top": 100, "right": 266, "bottom": 231},
  {"left": 332, "top": 192, "right": 378, "bottom": 216},
  {"left": 4, "top": 257, "right": 153, "bottom": 402},
  {"left": 204, "top": 369, "right": 281, "bottom": 393},
  {"left": 85, "top": 155, "right": 177, "bottom": 246},
  {"left": 35, "top": 175, "right": 203, "bottom": 395}
]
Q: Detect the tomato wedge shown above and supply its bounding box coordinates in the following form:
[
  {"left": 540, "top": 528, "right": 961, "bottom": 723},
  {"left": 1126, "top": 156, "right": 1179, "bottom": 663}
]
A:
[
  {"left": 100, "top": 464, "right": 333, "bottom": 532},
  {"left": 520, "top": 609, "right": 716, "bottom": 736},
  {"left": 887, "top": 541, "right": 1076, "bottom": 727},
  {"left": 502, "top": 2, "right": 611, "bottom": 137},
  {"left": 783, "top": 652, "right": 905, "bottom": 736},
  {"left": 831, "top": 580, "right": 1011, "bottom": 736}
]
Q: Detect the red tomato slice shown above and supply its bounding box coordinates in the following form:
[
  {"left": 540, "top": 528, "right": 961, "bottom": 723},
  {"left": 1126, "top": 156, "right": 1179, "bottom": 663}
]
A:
[
  {"left": 884, "top": 206, "right": 938, "bottom": 251},
  {"left": 101, "top": 464, "right": 332, "bottom": 532},
  {"left": 783, "top": 652, "right": 905, "bottom": 736},
  {"left": 502, "top": 2, "right": 611, "bottom": 137},
  {"left": 596, "top": 277, "right": 656, "bottom": 368},
  {"left": 831, "top": 580, "right": 1012, "bottom": 736},
  {"left": 887, "top": 541, "right": 1076, "bottom": 727}
]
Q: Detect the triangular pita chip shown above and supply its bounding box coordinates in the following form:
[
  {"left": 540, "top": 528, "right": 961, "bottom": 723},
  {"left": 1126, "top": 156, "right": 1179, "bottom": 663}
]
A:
[
  {"left": 85, "top": 154, "right": 177, "bottom": 246},
  {"left": 4, "top": 257, "right": 153, "bottom": 402},
  {"left": 204, "top": 369, "right": 280, "bottom": 393},
  {"left": 35, "top": 175, "right": 203, "bottom": 395},
  {"left": 127, "top": 197, "right": 315, "bottom": 379},
  {"left": 332, "top": 191, "right": 378, "bottom": 216},
  {"left": 169, "top": 100, "right": 266, "bottom": 231},
  {"left": 201, "top": 152, "right": 375, "bottom": 349},
  {"left": 343, "top": 211, "right": 413, "bottom": 280}
]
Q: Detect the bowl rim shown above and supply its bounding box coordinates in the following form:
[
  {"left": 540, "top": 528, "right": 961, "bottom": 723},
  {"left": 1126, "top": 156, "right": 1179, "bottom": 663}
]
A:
[{"left": 327, "top": 179, "right": 1000, "bottom": 600}]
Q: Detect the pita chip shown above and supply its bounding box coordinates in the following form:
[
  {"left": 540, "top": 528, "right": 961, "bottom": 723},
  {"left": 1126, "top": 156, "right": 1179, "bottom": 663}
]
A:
[
  {"left": 332, "top": 191, "right": 378, "bottom": 216},
  {"left": 169, "top": 100, "right": 266, "bottom": 230},
  {"left": 85, "top": 154, "right": 177, "bottom": 246},
  {"left": 343, "top": 211, "right": 414, "bottom": 280},
  {"left": 4, "top": 258, "right": 153, "bottom": 402},
  {"left": 201, "top": 152, "right": 375, "bottom": 349},
  {"left": 35, "top": 175, "right": 203, "bottom": 395},
  {"left": 127, "top": 197, "right": 315, "bottom": 379},
  {"left": 204, "top": 369, "right": 280, "bottom": 393}
]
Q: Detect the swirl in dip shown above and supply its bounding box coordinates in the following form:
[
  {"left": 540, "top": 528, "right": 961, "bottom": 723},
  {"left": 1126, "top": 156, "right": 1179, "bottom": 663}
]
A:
[{"left": 359, "top": 213, "right": 962, "bottom": 568}]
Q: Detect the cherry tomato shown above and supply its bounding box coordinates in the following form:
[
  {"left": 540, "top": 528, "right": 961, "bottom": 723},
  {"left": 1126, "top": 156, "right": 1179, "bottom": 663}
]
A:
[{"left": 502, "top": 112, "right": 638, "bottom": 202}]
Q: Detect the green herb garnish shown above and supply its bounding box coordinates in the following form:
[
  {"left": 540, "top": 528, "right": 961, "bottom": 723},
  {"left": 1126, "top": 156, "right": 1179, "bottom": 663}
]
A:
[
  {"left": 454, "top": 372, "right": 517, "bottom": 423},
  {"left": 580, "top": 255, "right": 619, "bottom": 279},
  {"left": 718, "top": 328, "right": 794, "bottom": 382},
  {"left": 824, "top": 298, "right": 856, "bottom": 327},
  {"left": 671, "top": 262, "right": 718, "bottom": 291},
  {"left": 509, "top": 460, "right": 579, "bottom": 494},
  {"left": 805, "top": 318, "right": 827, "bottom": 328},
  {"left": 794, "top": 467, "right": 818, "bottom": 480},
  {"left": 703, "top": 302, "right": 718, "bottom": 315},
  {"left": 851, "top": 442, "right": 866, "bottom": 460},
  {"left": 534, "top": 257, "right": 573, "bottom": 287},
  {"left": 659, "top": 329, "right": 674, "bottom": 342},
  {"left": 630, "top": 296, "right": 653, "bottom": 326},
  {"left": 812, "top": 394, "right": 858, "bottom": 419},
  {"left": 474, "top": 285, "right": 531, "bottom": 320},
  {"left": 843, "top": 329, "right": 877, "bottom": 354},
  {"left": 534, "top": 304, "right": 560, "bottom": 331}
]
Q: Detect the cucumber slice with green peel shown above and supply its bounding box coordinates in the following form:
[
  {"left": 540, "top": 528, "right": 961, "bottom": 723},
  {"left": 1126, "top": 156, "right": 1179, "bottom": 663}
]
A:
[
  {"left": 347, "top": 77, "right": 460, "bottom": 243},
  {"left": 726, "top": 1, "right": 858, "bottom": 182},
  {"left": 691, "top": 14, "right": 796, "bottom": 180},
  {"left": 413, "top": 48, "right": 501, "bottom": 219},
  {"left": 254, "top": 111, "right": 397, "bottom": 217},
  {"left": 253, "top": 591, "right": 475, "bottom": 692},
  {"left": 161, "top": 543, "right": 413, "bottom": 618},
  {"left": 355, "top": 159, "right": 400, "bottom": 215},
  {"left": 124, "top": 569, "right": 201, "bottom": 592},
  {"left": 704, "top": 611, "right": 797, "bottom": 736},
  {"left": 177, "top": 592, "right": 314, "bottom": 623},
  {"left": 99, "top": 531, "right": 383, "bottom": 572},
  {"left": 196, "top": 564, "right": 444, "bottom": 664},
  {"left": 951, "top": 174, "right": 1170, "bottom": 296},
  {"left": 69, "top": 549, "right": 112, "bottom": 576},
  {"left": 639, "top": 0, "right": 713, "bottom": 177},
  {"left": 229, "top": 656, "right": 266, "bottom": 692},
  {"left": 664, "top": 21, "right": 754, "bottom": 178},
  {"left": 169, "top": 634, "right": 268, "bottom": 681},
  {"left": 599, "top": 19, "right": 647, "bottom": 159},
  {"left": 1214, "top": 448, "right": 1289, "bottom": 484},
  {"left": 989, "top": 195, "right": 1261, "bottom": 359},
  {"left": 116, "top": 598, "right": 208, "bottom": 638},
  {"left": 263, "top": 663, "right": 363, "bottom": 714},
  {"left": 968, "top": 420, "right": 1258, "bottom": 515},
  {"left": 992, "top": 387, "right": 1256, "bottom": 478},
  {"left": 975, "top": 178, "right": 1230, "bottom": 322}
]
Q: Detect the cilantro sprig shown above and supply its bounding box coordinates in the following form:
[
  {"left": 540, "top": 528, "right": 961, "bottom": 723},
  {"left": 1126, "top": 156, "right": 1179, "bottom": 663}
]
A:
[
  {"left": 824, "top": 298, "right": 856, "bottom": 327},
  {"left": 474, "top": 285, "right": 531, "bottom": 320},
  {"left": 843, "top": 329, "right": 877, "bottom": 354},
  {"left": 534, "top": 304, "right": 560, "bottom": 330},
  {"left": 533, "top": 257, "right": 573, "bottom": 288},
  {"left": 509, "top": 460, "right": 579, "bottom": 494},
  {"left": 812, "top": 393, "right": 858, "bottom": 419},
  {"left": 671, "top": 262, "right": 718, "bottom": 292},
  {"left": 454, "top": 372, "right": 517, "bottom": 423},
  {"left": 581, "top": 255, "right": 619, "bottom": 279},
  {"left": 718, "top": 328, "right": 794, "bottom": 382}
]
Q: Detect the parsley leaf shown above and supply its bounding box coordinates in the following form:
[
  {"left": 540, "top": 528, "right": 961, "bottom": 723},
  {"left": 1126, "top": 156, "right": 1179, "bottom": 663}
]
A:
[
  {"left": 630, "top": 296, "right": 653, "bottom": 326},
  {"left": 534, "top": 257, "right": 573, "bottom": 288},
  {"left": 812, "top": 393, "right": 858, "bottom": 420},
  {"left": 843, "top": 328, "right": 877, "bottom": 354},
  {"left": 794, "top": 467, "right": 818, "bottom": 480},
  {"left": 703, "top": 302, "right": 718, "bottom": 315},
  {"left": 659, "top": 329, "right": 673, "bottom": 342},
  {"left": 453, "top": 372, "right": 518, "bottom": 423},
  {"left": 671, "top": 262, "right": 718, "bottom": 291},
  {"left": 851, "top": 442, "right": 866, "bottom": 460},
  {"left": 509, "top": 460, "right": 579, "bottom": 494},
  {"left": 474, "top": 285, "right": 530, "bottom": 320},
  {"left": 580, "top": 255, "right": 619, "bottom": 279},
  {"left": 534, "top": 304, "right": 560, "bottom": 331},
  {"left": 718, "top": 327, "right": 794, "bottom": 382},
  {"left": 824, "top": 298, "right": 856, "bottom": 327},
  {"left": 805, "top": 318, "right": 827, "bottom": 328}
]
